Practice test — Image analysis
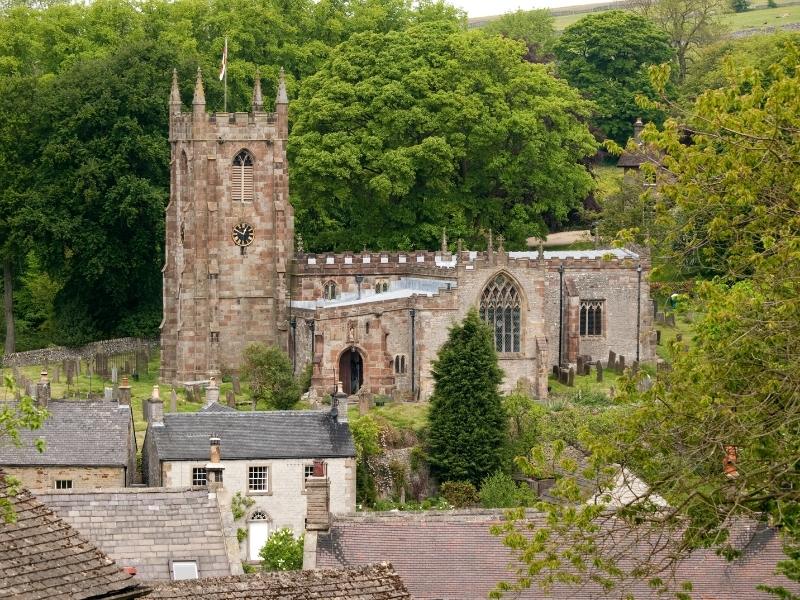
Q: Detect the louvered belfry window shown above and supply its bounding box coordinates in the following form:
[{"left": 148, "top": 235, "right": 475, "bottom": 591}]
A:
[
  {"left": 232, "top": 150, "right": 254, "bottom": 202},
  {"left": 479, "top": 273, "right": 521, "bottom": 353}
]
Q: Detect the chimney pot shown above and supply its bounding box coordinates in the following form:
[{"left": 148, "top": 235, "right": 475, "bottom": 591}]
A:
[
  {"left": 209, "top": 435, "right": 221, "bottom": 463},
  {"left": 334, "top": 389, "right": 348, "bottom": 423},
  {"left": 35, "top": 372, "right": 51, "bottom": 408}
]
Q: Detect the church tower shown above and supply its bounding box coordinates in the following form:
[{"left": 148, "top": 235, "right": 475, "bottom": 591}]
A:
[{"left": 160, "top": 68, "right": 293, "bottom": 383}]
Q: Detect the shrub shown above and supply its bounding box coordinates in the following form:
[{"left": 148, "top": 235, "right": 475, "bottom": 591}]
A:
[
  {"left": 241, "top": 343, "right": 301, "bottom": 410},
  {"left": 479, "top": 471, "right": 536, "bottom": 508},
  {"left": 259, "top": 528, "right": 304, "bottom": 571},
  {"left": 440, "top": 481, "right": 479, "bottom": 508}
]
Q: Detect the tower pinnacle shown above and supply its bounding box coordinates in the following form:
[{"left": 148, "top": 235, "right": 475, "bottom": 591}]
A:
[
  {"left": 192, "top": 67, "right": 205, "bottom": 114},
  {"left": 276, "top": 67, "right": 288, "bottom": 105},
  {"left": 169, "top": 69, "right": 181, "bottom": 114},
  {"left": 252, "top": 68, "right": 263, "bottom": 112}
]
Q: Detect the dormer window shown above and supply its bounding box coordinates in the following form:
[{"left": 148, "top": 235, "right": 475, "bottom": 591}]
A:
[{"left": 232, "top": 150, "right": 254, "bottom": 202}]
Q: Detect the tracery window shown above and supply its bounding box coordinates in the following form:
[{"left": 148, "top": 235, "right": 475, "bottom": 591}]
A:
[
  {"left": 394, "top": 355, "right": 406, "bottom": 374},
  {"left": 376, "top": 279, "right": 389, "bottom": 294},
  {"left": 323, "top": 281, "right": 337, "bottom": 300},
  {"left": 580, "top": 300, "right": 604, "bottom": 336},
  {"left": 479, "top": 274, "right": 521, "bottom": 353},
  {"left": 232, "top": 149, "right": 254, "bottom": 202}
]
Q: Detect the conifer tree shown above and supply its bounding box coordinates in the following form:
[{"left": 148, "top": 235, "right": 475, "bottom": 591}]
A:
[{"left": 428, "top": 309, "right": 507, "bottom": 487}]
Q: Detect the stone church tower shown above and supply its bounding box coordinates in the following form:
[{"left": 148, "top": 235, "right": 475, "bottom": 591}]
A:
[{"left": 160, "top": 68, "right": 293, "bottom": 383}]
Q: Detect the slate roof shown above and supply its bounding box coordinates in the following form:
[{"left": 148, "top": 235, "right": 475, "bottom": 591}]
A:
[
  {"left": 37, "top": 487, "right": 239, "bottom": 581},
  {"left": 148, "top": 410, "right": 355, "bottom": 461},
  {"left": 0, "top": 473, "right": 148, "bottom": 600},
  {"left": 198, "top": 401, "right": 236, "bottom": 413},
  {"left": 0, "top": 400, "right": 133, "bottom": 467},
  {"left": 146, "top": 563, "right": 411, "bottom": 599},
  {"left": 317, "top": 510, "right": 798, "bottom": 600}
]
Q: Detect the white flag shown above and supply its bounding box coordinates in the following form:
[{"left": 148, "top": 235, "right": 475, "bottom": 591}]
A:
[{"left": 219, "top": 37, "right": 228, "bottom": 81}]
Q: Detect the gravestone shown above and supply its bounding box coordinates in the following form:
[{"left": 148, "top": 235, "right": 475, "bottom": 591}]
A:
[
  {"left": 656, "top": 330, "right": 661, "bottom": 345},
  {"left": 558, "top": 368, "right": 569, "bottom": 385},
  {"left": 617, "top": 355, "right": 625, "bottom": 374},
  {"left": 584, "top": 362, "right": 591, "bottom": 376},
  {"left": 111, "top": 366, "right": 118, "bottom": 384},
  {"left": 676, "top": 333, "right": 683, "bottom": 342},
  {"left": 185, "top": 386, "right": 195, "bottom": 403},
  {"left": 232, "top": 375, "right": 241, "bottom": 395},
  {"left": 596, "top": 362, "right": 604, "bottom": 382},
  {"left": 226, "top": 390, "right": 236, "bottom": 408},
  {"left": 631, "top": 360, "right": 639, "bottom": 375},
  {"left": 170, "top": 388, "right": 178, "bottom": 413},
  {"left": 552, "top": 365, "right": 559, "bottom": 376},
  {"left": 103, "top": 387, "right": 113, "bottom": 402},
  {"left": 666, "top": 314, "right": 676, "bottom": 327},
  {"left": 576, "top": 356, "right": 584, "bottom": 377},
  {"left": 607, "top": 350, "right": 616, "bottom": 369},
  {"left": 567, "top": 367, "right": 575, "bottom": 387}
]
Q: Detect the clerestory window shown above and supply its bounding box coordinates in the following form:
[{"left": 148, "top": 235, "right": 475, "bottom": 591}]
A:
[
  {"left": 232, "top": 150, "right": 254, "bottom": 202},
  {"left": 479, "top": 273, "right": 521, "bottom": 353}
]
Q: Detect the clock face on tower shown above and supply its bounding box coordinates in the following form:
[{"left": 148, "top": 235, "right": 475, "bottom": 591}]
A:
[{"left": 232, "top": 222, "right": 255, "bottom": 247}]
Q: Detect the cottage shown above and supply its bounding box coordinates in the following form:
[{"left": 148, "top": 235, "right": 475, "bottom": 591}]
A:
[
  {"left": 0, "top": 387, "right": 137, "bottom": 490},
  {"left": 141, "top": 391, "right": 356, "bottom": 561}
]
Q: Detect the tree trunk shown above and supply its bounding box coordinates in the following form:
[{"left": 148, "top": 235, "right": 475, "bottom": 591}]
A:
[{"left": 3, "top": 258, "right": 14, "bottom": 355}]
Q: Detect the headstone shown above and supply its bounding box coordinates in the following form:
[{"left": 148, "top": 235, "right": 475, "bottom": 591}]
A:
[
  {"left": 185, "top": 386, "right": 195, "bottom": 403},
  {"left": 103, "top": 387, "right": 113, "bottom": 402},
  {"left": 676, "top": 333, "right": 683, "bottom": 342},
  {"left": 226, "top": 390, "right": 235, "bottom": 408},
  {"left": 666, "top": 314, "right": 676, "bottom": 327},
  {"left": 596, "top": 362, "right": 604, "bottom": 382},
  {"left": 584, "top": 362, "right": 591, "bottom": 376},
  {"left": 552, "top": 365, "right": 559, "bottom": 376},
  {"left": 111, "top": 366, "right": 118, "bottom": 384},
  {"left": 631, "top": 360, "right": 639, "bottom": 375},
  {"left": 617, "top": 355, "right": 625, "bottom": 374},
  {"left": 558, "top": 368, "right": 569, "bottom": 385},
  {"left": 607, "top": 350, "right": 616, "bottom": 369},
  {"left": 232, "top": 375, "right": 241, "bottom": 395},
  {"left": 567, "top": 367, "right": 575, "bottom": 387},
  {"left": 170, "top": 388, "right": 178, "bottom": 413},
  {"left": 576, "top": 356, "right": 584, "bottom": 377},
  {"left": 656, "top": 330, "right": 661, "bottom": 345}
]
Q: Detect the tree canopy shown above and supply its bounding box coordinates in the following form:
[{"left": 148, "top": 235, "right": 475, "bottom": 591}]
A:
[
  {"left": 290, "top": 21, "right": 597, "bottom": 251},
  {"left": 481, "top": 9, "right": 557, "bottom": 63},
  {"left": 554, "top": 10, "right": 674, "bottom": 143}
]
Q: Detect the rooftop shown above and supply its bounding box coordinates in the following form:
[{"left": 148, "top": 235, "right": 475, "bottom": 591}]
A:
[
  {"left": 146, "top": 563, "right": 411, "bottom": 600},
  {"left": 0, "top": 400, "right": 134, "bottom": 468},
  {"left": 37, "top": 487, "right": 240, "bottom": 581},
  {"left": 147, "top": 410, "right": 356, "bottom": 461},
  {"left": 317, "top": 510, "right": 796, "bottom": 600},
  {"left": 0, "top": 473, "right": 148, "bottom": 600}
]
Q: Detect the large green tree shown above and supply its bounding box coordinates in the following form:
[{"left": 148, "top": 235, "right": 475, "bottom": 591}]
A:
[
  {"left": 427, "top": 309, "right": 507, "bottom": 487},
  {"left": 481, "top": 9, "right": 557, "bottom": 63},
  {"left": 290, "top": 20, "right": 597, "bottom": 251},
  {"left": 554, "top": 10, "right": 674, "bottom": 143},
  {"left": 494, "top": 40, "right": 800, "bottom": 598}
]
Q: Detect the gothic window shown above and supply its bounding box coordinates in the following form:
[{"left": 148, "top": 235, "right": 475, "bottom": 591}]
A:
[
  {"left": 323, "top": 281, "right": 337, "bottom": 300},
  {"left": 479, "top": 273, "right": 521, "bottom": 353},
  {"left": 580, "top": 300, "right": 604, "bottom": 336},
  {"left": 394, "top": 355, "right": 407, "bottom": 374},
  {"left": 376, "top": 279, "right": 389, "bottom": 293},
  {"left": 232, "top": 149, "right": 254, "bottom": 202}
]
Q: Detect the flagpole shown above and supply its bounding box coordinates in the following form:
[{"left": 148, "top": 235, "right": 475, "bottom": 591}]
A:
[{"left": 223, "top": 37, "right": 228, "bottom": 112}]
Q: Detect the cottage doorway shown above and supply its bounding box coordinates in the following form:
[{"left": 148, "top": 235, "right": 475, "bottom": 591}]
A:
[
  {"left": 248, "top": 511, "right": 270, "bottom": 560},
  {"left": 338, "top": 347, "right": 363, "bottom": 395}
]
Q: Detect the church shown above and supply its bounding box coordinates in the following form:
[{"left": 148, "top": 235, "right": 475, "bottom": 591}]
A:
[{"left": 160, "top": 69, "right": 655, "bottom": 400}]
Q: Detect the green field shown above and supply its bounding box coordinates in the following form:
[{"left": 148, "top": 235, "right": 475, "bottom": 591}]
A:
[{"left": 544, "top": 3, "right": 800, "bottom": 31}]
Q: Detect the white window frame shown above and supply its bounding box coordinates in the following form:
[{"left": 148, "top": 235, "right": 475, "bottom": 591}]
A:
[
  {"left": 247, "top": 464, "right": 271, "bottom": 495},
  {"left": 170, "top": 559, "right": 198, "bottom": 580}
]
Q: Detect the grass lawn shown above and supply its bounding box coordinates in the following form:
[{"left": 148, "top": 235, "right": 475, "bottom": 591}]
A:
[
  {"left": 350, "top": 401, "right": 430, "bottom": 434},
  {"left": 655, "top": 314, "right": 696, "bottom": 362},
  {"left": 550, "top": 2, "right": 800, "bottom": 31}
]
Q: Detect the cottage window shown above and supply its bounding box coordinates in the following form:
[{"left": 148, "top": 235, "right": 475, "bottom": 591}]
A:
[
  {"left": 232, "top": 149, "right": 254, "bottom": 202},
  {"left": 479, "top": 274, "right": 521, "bottom": 353},
  {"left": 192, "top": 467, "right": 207, "bottom": 486},
  {"left": 248, "top": 466, "right": 269, "bottom": 492},
  {"left": 323, "top": 281, "right": 337, "bottom": 300},
  {"left": 54, "top": 479, "right": 72, "bottom": 490},
  {"left": 580, "top": 300, "right": 604, "bottom": 336}
]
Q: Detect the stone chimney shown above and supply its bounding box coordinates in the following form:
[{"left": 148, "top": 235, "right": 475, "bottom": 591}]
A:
[
  {"left": 205, "top": 376, "right": 220, "bottom": 407},
  {"left": 147, "top": 385, "right": 164, "bottom": 426},
  {"left": 302, "top": 458, "right": 330, "bottom": 569},
  {"left": 118, "top": 376, "right": 131, "bottom": 406},
  {"left": 207, "top": 435, "right": 225, "bottom": 491},
  {"left": 633, "top": 117, "right": 644, "bottom": 143},
  {"left": 35, "top": 370, "right": 50, "bottom": 408},
  {"left": 331, "top": 386, "right": 348, "bottom": 423}
]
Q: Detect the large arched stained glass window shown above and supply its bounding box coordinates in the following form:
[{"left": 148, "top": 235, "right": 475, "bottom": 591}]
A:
[{"left": 479, "top": 274, "right": 521, "bottom": 353}]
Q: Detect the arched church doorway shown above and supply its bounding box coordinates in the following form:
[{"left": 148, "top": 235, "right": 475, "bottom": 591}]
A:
[{"left": 338, "top": 347, "right": 364, "bottom": 395}]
